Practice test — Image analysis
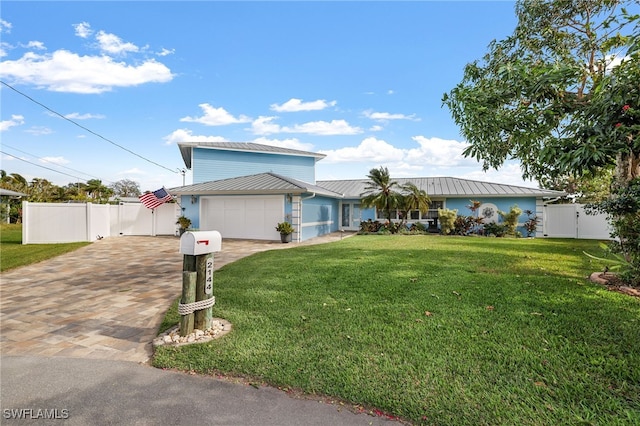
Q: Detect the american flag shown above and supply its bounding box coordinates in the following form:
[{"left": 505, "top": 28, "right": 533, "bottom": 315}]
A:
[{"left": 139, "top": 187, "right": 173, "bottom": 209}]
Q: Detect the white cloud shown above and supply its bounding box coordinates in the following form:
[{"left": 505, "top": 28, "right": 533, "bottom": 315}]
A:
[
  {"left": 73, "top": 22, "right": 93, "bottom": 39},
  {"left": 96, "top": 30, "right": 139, "bottom": 55},
  {"left": 250, "top": 116, "right": 282, "bottom": 135},
  {"left": 163, "top": 128, "right": 228, "bottom": 145},
  {"left": 0, "top": 42, "right": 10, "bottom": 58},
  {"left": 319, "top": 137, "right": 405, "bottom": 163},
  {"left": 461, "top": 163, "right": 536, "bottom": 188},
  {"left": 270, "top": 98, "right": 337, "bottom": 112},
  {"left": 24, "top": 41, "right": 45, "bottom": 50},
  {"left": 251, "top": 136, "right": 314, "bottom": 152},
  {"left": 63, "top": 112, "right": 106, "bottom": 120},
  {"left": 40, "top": 156, "right": 69, "bottom": 165},
  {"left": 180, "top": 103, "right": 251, "bottom": 126},
  {"left": 387, "top": 89, "right": 395, "bottom": 95},
  {"left": 0, "top": 114, "right": 24, "bottom": 131},
  {"left": 407, "top": 136, "right": 474, "bottom": 167},
  {"left": 251, "top": 117, "right": 362, "bottom": 136},
  {"left": 369, "top": 125, "right": 383, "bottom": 131},
  {"left": 158, "top": 48, "right": 175, "bottom": 57},
  {"left": 0, "top": 50, "right": 174, "bottom": 94},
  {"left": 287, "top": 120, "right": 362, "bottom": 135},
  {"left": 25, "top": 126, "right": 53, "bottom": 136},
  {"left": 318, "top": 135, "right": 476, "bottom": 171},
  {"left": 0, "top": 19, "right": 12, "bottom": 34},
  {"left": 363, "top": 110, "right": 418, "bottom": 121}
]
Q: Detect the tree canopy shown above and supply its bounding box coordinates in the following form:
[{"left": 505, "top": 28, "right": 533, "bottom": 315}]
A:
[
  {"left": 443, "top": 0, "right": 639, "bottom": 284},
  {"left": 0, "top": 172, "right": 144, "bottom": 222},
  {"left": 443, "top": 0, "right": 639, "bottom": 184},
  {"left": 360, "top": 167, "right": 431, "bottom": 232},
  {"left": 361, "top": 166, "right": 400, "bottom": 223}
]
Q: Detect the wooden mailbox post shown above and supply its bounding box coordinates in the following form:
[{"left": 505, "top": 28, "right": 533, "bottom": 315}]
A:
[{"left": 179, "top": 231, "right": 222, "bottom": 336}]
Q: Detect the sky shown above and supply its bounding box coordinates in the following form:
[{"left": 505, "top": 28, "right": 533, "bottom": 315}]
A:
[{"left": 0, "top": 1, "right": 536, "bottom": 193}]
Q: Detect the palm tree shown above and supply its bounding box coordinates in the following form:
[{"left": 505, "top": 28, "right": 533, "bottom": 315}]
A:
[
  {"left": 360, "top": 166, "right": 400, "bottom": 225},
  {"left": 398, "top": 182, "right": 431, "bottom": 226}
]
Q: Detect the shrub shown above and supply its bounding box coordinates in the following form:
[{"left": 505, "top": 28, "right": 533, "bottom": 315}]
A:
[
  {"left": 586, "top": 178, "right": 640, "bottom": 286},
  {"left": 453, "top": 215, "right": 476, "bottom": 235},
  {"left": 523, "top": 209, "right": 539, "bottom": 237},
  {"left": 438, "top": 208, "right": 458, "bottom": 235},
  {"left": 483, "top": 222, "right": 507, "bottom": 237},
  {"left": 498, "top": 205, "right": 522, "bottom": 236},
  {"left": 409, "top": 222, "right": 428, "bottom": 233},
  {"left": 359, "top": 219, "right": 382, "bottom": 234}
]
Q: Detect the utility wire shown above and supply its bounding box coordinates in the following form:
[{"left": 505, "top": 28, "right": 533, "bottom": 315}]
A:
[
  {"left": 2, "top": 143, "right": 108, "bottom": 182},
  {"left": 0, "top": 150, "right": 89, "bottom": 181},
  {"left": 1, "top": 80, "right": 179, "bottom": 174}
]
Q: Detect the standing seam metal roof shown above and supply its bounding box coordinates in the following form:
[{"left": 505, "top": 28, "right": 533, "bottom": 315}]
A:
[
  {"left": 316, "top": 177, "right": 565, "bottom": 198},
  {"left": 169, "top": 175, "right": 564, "bottom": 198},
  {"left": 169, "top": 172, "right": 343, "bottom": 197},
  {"left": 177, "top": 142, "right": 326, "bottom": 169}
]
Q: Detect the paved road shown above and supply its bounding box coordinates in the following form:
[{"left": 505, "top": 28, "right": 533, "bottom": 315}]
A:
[{"left": 1, "top": 356, "right": 394, "bottom": 425}]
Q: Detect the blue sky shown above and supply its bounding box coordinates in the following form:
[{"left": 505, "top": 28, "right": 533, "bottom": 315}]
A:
[{"left": 1, "top": 1, "right": 531, "bottom": 192}]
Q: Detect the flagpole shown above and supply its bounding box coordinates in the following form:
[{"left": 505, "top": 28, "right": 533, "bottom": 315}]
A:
[{"left": 151, "top": 208, "right": 156, "bottom": 237}]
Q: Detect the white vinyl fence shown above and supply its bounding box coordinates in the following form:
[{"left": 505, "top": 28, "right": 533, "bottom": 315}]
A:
[
  {"left": 542, "top": 204, "right": 612, "bottom": 240},
  {"left": 22, "top": 201, "right": 180, "bottom": 244}
]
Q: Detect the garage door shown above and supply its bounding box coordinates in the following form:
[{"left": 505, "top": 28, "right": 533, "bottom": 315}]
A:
[{"left": 200, "top": 195, "right": 284, "bottom": 240}]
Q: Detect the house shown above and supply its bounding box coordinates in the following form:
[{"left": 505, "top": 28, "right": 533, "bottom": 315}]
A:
[{"left": 168, "top": 142, "right": 564, "bottom": 241}]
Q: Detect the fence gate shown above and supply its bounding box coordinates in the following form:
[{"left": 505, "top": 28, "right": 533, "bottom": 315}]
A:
[{"left": 543, "top": 204, "right": 611, "bottom": 240}]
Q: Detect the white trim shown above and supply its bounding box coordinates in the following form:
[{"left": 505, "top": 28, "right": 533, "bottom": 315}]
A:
[{"left": 303, "top": 220, "right": 334, "bottom": 227}]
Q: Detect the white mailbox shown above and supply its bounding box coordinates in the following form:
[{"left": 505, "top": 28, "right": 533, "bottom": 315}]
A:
[{"left": 180, "top": 231, "right": 222, "bottom": 256}]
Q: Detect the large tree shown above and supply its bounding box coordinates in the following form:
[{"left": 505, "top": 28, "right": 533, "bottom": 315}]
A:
[
  {"left": 397, "top": 182, "right": 431, "bottom": 226},
  {"left": 110, "top": 179, "right": 141, "bottom": 198},
  {"left": 361, "top": 166, "right": 400, "bottom": 225},
  {"left": 361, "top": 167, "right": 432, "bottom": 233},
  {"left": 443, "top": 0, "right": 638, "bottom": 184},
  {"left": 443, "top": 0, "right": 639, "bottom": 283}
]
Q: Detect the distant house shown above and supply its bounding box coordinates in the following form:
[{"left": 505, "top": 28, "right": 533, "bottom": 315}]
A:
[{"left": 169, "top": 142, "right": 564, "bottom": 241}]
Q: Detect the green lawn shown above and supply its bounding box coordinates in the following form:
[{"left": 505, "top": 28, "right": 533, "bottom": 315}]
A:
[
  {"left": 153, "top": 235, "right": 640, "bottom": 425},
  {"left": 0, "top": 224, "right": 90, "bottom": 272}
]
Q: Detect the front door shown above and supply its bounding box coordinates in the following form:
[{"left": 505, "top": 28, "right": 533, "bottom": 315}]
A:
[{"left": 341, "top": 203, "right": 361, "bottom": 231}]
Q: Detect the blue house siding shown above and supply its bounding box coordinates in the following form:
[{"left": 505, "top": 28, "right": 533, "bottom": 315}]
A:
[
  {"left": 301, "top": 196, "right": 339, "bottom": 240},
  {"left": 445, "top": 197, "right": 536, "bottom": 224},
  {"left": 193, "top": 148, "right": 316, "bottom": 184},
  {"left": 355, "top": 196, "right": 537, "bottom": 233},
  {"left": 180, "top": 195, "right": 200, "bottom": 229}
]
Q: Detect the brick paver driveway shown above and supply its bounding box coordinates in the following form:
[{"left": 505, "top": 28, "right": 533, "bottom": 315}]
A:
[{"left": 0, "top": 234, "right": 348, "bottom": 363}]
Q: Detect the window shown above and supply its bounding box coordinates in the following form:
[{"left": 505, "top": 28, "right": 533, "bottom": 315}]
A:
[
  {"left": 376, "top": 201, "right": 444, "bottom": 223},
  {"left": 425, "top": 201, "right": 443, "bottom": 219},
  {"left": 376, "top": 209, "right": 398, "bottom": 220}
]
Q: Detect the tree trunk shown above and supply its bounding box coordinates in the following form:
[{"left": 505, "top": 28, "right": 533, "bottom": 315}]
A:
[{"left": 614, "top": 150, "right": 640, "bottom": 190}]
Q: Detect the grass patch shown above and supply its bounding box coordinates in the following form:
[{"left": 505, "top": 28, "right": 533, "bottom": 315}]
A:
[
  {"left": 153, "top": 235, "right": 640, "bottom": 425},
  {"left": 0, "top": 224, "right": 90, "bottom": 272}
]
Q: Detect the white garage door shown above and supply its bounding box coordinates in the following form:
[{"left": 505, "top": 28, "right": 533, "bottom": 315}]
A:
[{"left": 200, "top": 195, "right": 284, "bottom": 240}]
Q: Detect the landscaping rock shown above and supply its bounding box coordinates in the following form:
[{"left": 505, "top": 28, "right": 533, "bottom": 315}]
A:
[{"left": 153, "top": 318, "right": 232, "bottom": 348}]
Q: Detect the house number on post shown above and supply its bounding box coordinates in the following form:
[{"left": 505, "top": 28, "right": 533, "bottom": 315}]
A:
[{"left": 205, "top": 256, "right": 213, "bottom": 295}]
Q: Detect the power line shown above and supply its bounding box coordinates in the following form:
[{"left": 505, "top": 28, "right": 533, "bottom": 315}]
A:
[
  {"left": 2, "top": 143, "right": 108, "bottom": 182},
  {"left": 0, "top": 150, "right": 89, "bottom": 182},
  {"left": 1, "top": 80, "right": 179, "bottom": 174}
]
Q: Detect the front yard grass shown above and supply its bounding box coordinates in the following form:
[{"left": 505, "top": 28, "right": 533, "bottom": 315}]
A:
[
  {"left": 0, "top": 224, "right": 90, "bottom": 272},
  {"left": 153, "top": 235, "right": 640, "bottom": 425}
]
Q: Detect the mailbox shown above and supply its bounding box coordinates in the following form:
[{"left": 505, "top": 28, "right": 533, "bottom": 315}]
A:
[{"left": 180, "top": 231, "right": 222, "bottom": 255}]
